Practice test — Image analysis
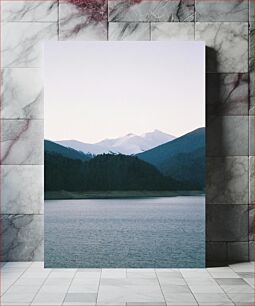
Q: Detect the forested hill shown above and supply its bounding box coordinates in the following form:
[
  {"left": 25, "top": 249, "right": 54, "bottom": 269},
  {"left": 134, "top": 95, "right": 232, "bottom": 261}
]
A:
[
  {"left": 45, "top": 140, "right": 92, "bottom": 161},
  {"left": 45, "top": 152, "right": 200, "bottom": 192},
  {"left": 137, "top": 128, "right": 205, "bottom": 190}
]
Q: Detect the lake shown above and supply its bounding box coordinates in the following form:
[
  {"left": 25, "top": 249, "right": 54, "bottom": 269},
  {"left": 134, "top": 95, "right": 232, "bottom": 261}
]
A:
[{"left": 44, "top": 196, "right": 205, "bottom": 268}]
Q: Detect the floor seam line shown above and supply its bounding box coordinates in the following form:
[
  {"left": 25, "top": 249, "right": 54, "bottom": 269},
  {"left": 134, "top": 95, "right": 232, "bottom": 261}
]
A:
[
  {"left": 207, "top": 268, "right": 241, "bottom": 306},
  {"left": 95, "top": 268, "right": 102, "bottom": 305},
  {"left": 1, "top": 262, "right": 33, "bottom": 297},
  {"left": 29, "top": 265, "right": 52, "bottom": 305},
  {"left": 61, "top": 268, "right": 78, "bottom": 305},
  {"left": 154, "top": 269, "right": 167, "bottom": 306},
  {"left": 179, "top": 269, "right": 199, "bottom": 306}
]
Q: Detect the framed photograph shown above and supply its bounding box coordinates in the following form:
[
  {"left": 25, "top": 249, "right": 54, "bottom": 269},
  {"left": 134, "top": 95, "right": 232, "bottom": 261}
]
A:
[{"left": 44, "top": 41, "right": 205, "bottom": 268}]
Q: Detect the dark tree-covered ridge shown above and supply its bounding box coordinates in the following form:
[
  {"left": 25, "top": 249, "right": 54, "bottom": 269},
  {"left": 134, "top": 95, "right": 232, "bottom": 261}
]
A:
[{"left": 45, "top": 152, "right": 200, "bottom": 192}]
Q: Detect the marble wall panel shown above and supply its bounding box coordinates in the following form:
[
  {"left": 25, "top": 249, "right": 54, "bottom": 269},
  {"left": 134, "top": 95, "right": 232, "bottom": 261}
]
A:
[
  {"left": 250, "top": 0, "right": 254, "bottom": 22},
  {"left": 249, "top": 116, "right": 254, "bottom": 155},
  {"left": 195, "top": 0, "right": 248, "bottom": 22},
  {"left": 1, "top": 68, "right": 43, "bottom": 119},
  {"left": 206, "top": 116, "right": 248, "bottom": 156},
  {"left": 249, "top": 241, "right": 254, "bottom": 260},
  {"left": 249, "top": 204, "right": 254, "bottom": 241},
  {"left": 1, "top": 0, "right": 58, "bottom": 22},
  {"left": 227, "top": 242, "right": 249, "bottom": 262},
  {"left": 206, "top": 73, "right": 249, "bottom": 116},
  {"left": 249, "top": 24, "right": 254, "bottom": 114},
  {"left": 0, "top": 215, "right": 43, "bottom": 262},
  {"left": 206, "top": 205, "right": 249, "bottom": 241},
  {"left": 151, "top": 22, "right": 194, "bottom": 40},
  {"left": 249, "top": 71, "right": 254, "bottom": 115},
  {"left": 1, "top": 22, "right": 58, "bottom": 68},
  {"left": 59, "top": 1, "right": 107, "bottom": 40},
  {"left": 206, "top": 242, "right": 227, "bottom": 266},
  {"left": 1, "top": 119, "right": 43, "bottom": 165},
  {"left": 249, "top": 156, "right": 254, "bottom": 205},
  {"left": 207, "top": 157, "right": 249, "bottom": 205},
  {"left": 109, "top": 22, "right": 150, "bottom": 40},
  {"left": 108, "top": 0, "right": 195, "bottom": 22},
  {"left": 1, "top": 165, "right": 43, "bottom": 214},
  {"left": 195, "top": 22, "right": 248, "bottom": 73}
]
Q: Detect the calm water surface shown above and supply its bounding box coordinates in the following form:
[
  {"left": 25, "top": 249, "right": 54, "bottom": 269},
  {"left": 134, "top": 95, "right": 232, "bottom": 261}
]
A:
[{"left": 45, "top": 196, "right": 205, "bottom": 268}]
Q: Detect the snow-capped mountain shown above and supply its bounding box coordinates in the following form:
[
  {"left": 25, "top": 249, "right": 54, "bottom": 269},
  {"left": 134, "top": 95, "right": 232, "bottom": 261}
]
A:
[{"left": 56, "top": 130, "right": 175, "bottom": 155}]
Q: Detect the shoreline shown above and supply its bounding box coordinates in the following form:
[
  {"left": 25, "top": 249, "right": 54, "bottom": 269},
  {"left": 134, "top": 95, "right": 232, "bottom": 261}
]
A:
[{"left": 45, "top": 190, "right": 205, "bottom": 200}]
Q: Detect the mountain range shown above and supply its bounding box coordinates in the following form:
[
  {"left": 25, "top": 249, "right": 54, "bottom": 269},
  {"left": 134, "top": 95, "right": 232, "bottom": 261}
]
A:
[
  {"left": 45, "top": 127, "right": 205, "bottom": 192},
  {"left": 137, "top": 128, "right": 205, "bottom": 189},
  {"left": 45, "top": 139, "right": 92, "bottom": 161},
  {"left": 55, "top": 130, "right": 175, "bottom": 155}
]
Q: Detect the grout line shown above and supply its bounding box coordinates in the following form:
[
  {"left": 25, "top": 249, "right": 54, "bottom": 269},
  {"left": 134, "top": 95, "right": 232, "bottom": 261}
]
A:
[
  {"left": 1, "top": 262, "right": 33, "bottom": 296},
  {"left": 207, "top": 267, "right": 246, "bottom": 305},
  {"left": 0, "top": 213, "right": 44, "bottom": 215},
  {"left": 61, "top": 268, "right": 78, "bottom": 305},
  {"left": 1, "top": 21, "right": 59, "bottom": 23},
  {"left": 0, "top": 118, "right": 43, "bottom": 121},
  {"left": 29, "top": 266, "right": 54, "bottom": 305},
  {"left": 179, "top": 269, "right": 200, "bottom": 306},
  {"left": 95, "top": 268, "right": 102, "bottom": 305},
  {"left": 154, "top": 269, "right": 167, "bottom": 306}
]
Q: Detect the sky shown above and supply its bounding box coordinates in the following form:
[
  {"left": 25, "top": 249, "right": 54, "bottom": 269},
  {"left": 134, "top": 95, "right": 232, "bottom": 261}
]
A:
[{"left": 44, "top": 41, "right": 205, "bottom": 143}]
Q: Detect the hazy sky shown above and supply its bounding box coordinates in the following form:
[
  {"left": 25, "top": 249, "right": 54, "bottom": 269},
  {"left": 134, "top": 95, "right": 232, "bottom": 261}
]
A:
[{"left": 44, "top": 41, "right": 205, "bottom": 143}]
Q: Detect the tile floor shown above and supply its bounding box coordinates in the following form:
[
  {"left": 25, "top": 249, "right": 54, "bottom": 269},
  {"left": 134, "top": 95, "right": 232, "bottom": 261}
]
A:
[{"left": 0, "top": 262, "right": 254, "bottom": 305}]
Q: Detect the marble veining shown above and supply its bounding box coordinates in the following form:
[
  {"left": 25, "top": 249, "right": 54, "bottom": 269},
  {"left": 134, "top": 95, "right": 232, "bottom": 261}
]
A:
[
  {"left": 109, "top": 22, "right": 150, "bottom": 40},
  {"left": 2, "top": 22, "right": 58, "bottom": 68},
  {"left": 195, "top": 22, "right": 248, "bottom": 73},
  {"left": 196, "top": 0, "right": 248, "bottom": 22},
  {"left": 1, "top": 165, "right": 43, "bottom": 214},
  {"left": 206, "top": 73, "right": 248, "bottom": 116},
  {"left": 1, "top": 68, "right": 43, "bottom": 119},
  {"left": 249, "top": 24, "right": 254, "bottom": 71},
  {"left": 151, "top": 22, "right": 194, "bottom": 40},
  {"left": 0, "top": 215, "right": 43, "bottom": 261},
  {"left": 1, "top": 0, "right": 58, "bottom": 22},
  {"left": 108, "top": 0, "right": 195, "bottom": 22},
  {"left": 59, "top": 1, "right": 107, "bottom": 40},
  {"left": 1, "top": 119, "right": 43, "bottom": 165},
  {"left": 207, "top": 157, "right": 249, "bottom": 205},
  {"left": 207, "top": 115, "right": 248, "bottom": 156}
]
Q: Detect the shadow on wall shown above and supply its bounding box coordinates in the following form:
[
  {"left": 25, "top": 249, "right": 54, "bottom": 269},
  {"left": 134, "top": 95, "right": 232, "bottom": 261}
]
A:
[{"left": 206, "top": 47, "right": 230, "bottom": 267}]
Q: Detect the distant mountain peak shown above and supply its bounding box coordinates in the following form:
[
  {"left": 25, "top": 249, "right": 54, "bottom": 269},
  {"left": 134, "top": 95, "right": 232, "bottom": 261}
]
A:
[{"left": 55, "top": 129, "right": 176, "bottom": 155}]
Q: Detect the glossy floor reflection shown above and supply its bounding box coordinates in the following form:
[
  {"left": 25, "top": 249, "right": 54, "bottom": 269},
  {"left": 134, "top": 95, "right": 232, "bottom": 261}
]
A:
[{"left": 1, "top": 262, "right": 254, "bottom": 305}]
